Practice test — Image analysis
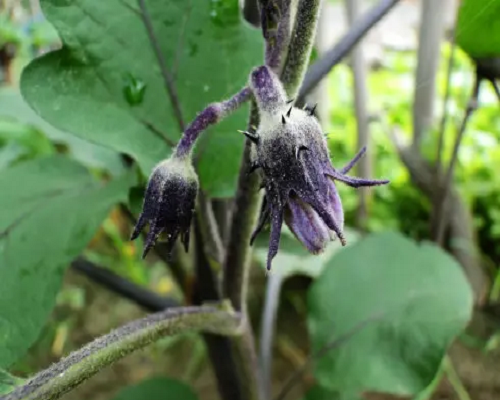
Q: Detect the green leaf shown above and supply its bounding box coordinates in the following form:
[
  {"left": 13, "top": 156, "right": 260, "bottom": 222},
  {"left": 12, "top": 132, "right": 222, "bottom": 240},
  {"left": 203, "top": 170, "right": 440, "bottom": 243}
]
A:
[
  {"left": 0, "top": 87, "right": 125, "bottom": 176},
  {"left": 112, "top": 377, "right": 198, "bottom": 400},
  {"left": 0, "top": 156, "right": 135, "bottom": 368},
  {"left": 254, "top": 226, "right": 361, "bottom": 279},
  {"left": 0, "top": 370, "right": 23, "bottom": 395},
  {"left": 307, "top": 232, "right": 473, "bottom": 397},
  {"left": 21, "top": 0, "right": 263, "bottom": 197},
  {"left": 456, "top": 0, "right": 500, "bottom": 58}
]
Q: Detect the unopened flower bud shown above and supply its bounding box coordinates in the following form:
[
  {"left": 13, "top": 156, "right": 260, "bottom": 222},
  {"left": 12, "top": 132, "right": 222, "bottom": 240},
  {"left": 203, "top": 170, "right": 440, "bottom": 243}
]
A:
[{"left": 131, "top": 156, "right": 198, "bottom": 258}]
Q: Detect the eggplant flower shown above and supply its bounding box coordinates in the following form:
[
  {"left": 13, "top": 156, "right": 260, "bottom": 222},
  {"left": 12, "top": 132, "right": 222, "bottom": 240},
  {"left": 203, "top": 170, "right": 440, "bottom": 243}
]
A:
[
  {"left": 246, "top": 65, "right": 389, "bottom": 270},
  {"left": 131, "top": 155, "right": 198, "bottom": 258}
]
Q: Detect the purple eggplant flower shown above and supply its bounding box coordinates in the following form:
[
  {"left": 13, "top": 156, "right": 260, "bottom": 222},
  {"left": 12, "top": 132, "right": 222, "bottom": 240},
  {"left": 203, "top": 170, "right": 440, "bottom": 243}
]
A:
[
  {"left": 246, "top": 65, "right": 389, "bottom": 270},
  {"left": 131, "top": 156, "right": 198, "bottom": 258}
]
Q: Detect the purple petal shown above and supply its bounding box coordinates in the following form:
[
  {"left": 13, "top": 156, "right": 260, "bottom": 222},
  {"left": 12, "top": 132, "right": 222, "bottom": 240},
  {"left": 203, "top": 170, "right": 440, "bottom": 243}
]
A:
[
  {"left": 284, "top": 196, "right": 333, "bottom": 254},
  {"left": 296, "top": 184, "right": 346, "bottom": 246}
]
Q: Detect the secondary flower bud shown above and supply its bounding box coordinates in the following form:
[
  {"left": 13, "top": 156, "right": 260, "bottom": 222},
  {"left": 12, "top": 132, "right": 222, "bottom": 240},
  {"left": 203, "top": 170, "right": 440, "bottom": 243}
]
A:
[
  {"left": 131, "top": 156, "right": 198, "bottom": 258},
  {"left": 246, "top": 65, "right": 389, "bottom": 271}
]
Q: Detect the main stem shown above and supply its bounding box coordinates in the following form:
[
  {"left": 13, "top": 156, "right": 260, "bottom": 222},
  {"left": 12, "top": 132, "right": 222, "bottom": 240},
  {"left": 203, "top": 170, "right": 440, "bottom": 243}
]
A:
[
  {"left": 4, "top": 306, "right": 240, "bottom": 400},
  {"left": 222, "top": 1, "right": 322, "bottom": 399}
]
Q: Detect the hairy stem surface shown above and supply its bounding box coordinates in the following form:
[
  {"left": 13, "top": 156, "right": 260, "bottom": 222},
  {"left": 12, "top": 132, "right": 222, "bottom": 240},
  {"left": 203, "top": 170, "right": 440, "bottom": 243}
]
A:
[{"left": 3, "top": 306, "right": 241, "bottom": 400}]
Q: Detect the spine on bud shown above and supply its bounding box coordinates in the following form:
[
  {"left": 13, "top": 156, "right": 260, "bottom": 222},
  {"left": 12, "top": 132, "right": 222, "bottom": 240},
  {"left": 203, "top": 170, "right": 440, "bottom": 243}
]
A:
[{"left": 249, "top": 65, "right": 287, "bottom": 115}]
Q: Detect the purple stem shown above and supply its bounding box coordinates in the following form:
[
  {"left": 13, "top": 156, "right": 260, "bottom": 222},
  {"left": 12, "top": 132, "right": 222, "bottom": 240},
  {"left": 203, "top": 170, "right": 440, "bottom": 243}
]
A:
[
  {"left": 265, "top": 0, "right": 292, "bottom": 71},
  {"left": 249, "top": 65, "right": 286, "bottom": 115},
  {"left": 174, "top": 87, "right": 252, "bottom": 158}
]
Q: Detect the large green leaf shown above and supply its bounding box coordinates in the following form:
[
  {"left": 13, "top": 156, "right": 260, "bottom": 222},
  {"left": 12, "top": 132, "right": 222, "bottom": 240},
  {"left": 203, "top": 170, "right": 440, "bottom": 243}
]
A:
[
  {"left": 308, "top": 232, "right": 473, "bottom": 397},
  {"left": 254, "top": 226, "right": 361, "bottom": 279},
  {"left": 456, "top": 0, "right": 500, "bottom": 58},
  {"left": 0, "top": 156, "right": 135, "bottom": 368},
  {"left": 0, "top": 87, "right": 125, "bottom": 175},
  {"left": 21, "top": 0, "right": 263, "bottom": 197},
  {"left": 0, "top": 370, "right": 23, "bottom": 395},
  {"left": 112, "top": 377, "right": 198, "bottom": 400}
]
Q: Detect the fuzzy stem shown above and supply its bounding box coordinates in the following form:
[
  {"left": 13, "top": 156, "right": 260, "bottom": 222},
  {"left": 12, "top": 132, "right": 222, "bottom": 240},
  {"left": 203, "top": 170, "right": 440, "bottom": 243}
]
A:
[
  {"left": 260, "top": 272, "right": 284, "bottom": 400},
  {"left": 4, "top": 306, "right": 241, "bottom": 400},
  {"left": 263, "top": 0, "right": 293, "bottom": 71},
  {"left": 222, "top": 103, "right": 264, "bottom": 400},
  {"left": 222, "top": 103, "right": 261, "bottom": 312},
  {"left": 221, "top": 3, "right": 328, "bottom": 397},
  {"left": 281, "top": 0, "right": 322, "bottom": 97},
  {"left": 298, "top": 0, "right": 401, "bottom": 103},
  {"left": 175, "top": 87, "right": 252, "bottom": 157}
]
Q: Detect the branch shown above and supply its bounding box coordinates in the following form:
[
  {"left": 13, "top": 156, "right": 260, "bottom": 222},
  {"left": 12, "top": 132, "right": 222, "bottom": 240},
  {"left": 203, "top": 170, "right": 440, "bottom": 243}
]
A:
[
  {"left": 259, "top": 272, "right": 284, "bottom": 400},
  {"left": 222, "top": 1, "right": 324, "bottom": 395},
  {"left": 412, "top": 0, "right": 448, "bottom": 150},
  {"left": 281, "top": 0, "right": 321, "bottom": 98},
  {"left": 434, "top": 32, "right": 457, "bottom": 177},
  {"left": 221, "top": 103, "right": 264, "bottom": 400},
  {"left": 175, "top": 87, "right": 252, "bottom": 157},
  {"left": 71, "top": 258, "right": 179, "bottom": 311},
  {"left": 3, "top": 305, "right": 241, "bottom": 400},
  {"left": 297, "top": 0, "right": 402, "bottom": 103},
  {"left": 389, "top": 129, "right": 488, "bottom": 303},
  {"left": 263, "top": 0, "right": 293, "bottom": 71},
  {"left": 432, "top": 74, "right": 481, "bottom": 245},
  {"left": 344, "top": 0, "right": 372, "bottom": 230}
]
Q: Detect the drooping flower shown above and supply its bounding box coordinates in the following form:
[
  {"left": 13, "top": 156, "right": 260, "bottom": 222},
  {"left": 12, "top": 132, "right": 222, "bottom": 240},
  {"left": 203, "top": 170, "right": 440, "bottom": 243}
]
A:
[
  {"left": 131, "top": 155, "right": 198, "bottom": 258},
  {"left": 246, "top": 65, "right": 389, "bottom": 270}
]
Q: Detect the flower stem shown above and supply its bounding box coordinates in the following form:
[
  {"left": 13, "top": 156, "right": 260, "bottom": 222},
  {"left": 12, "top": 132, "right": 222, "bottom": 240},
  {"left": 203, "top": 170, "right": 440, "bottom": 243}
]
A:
[
  {"left": 281, "top": 0, "right": 322, "bottom": 97},
  {"left": 175, "top": 87, "right": 252, "bottom": 157},
  {"left": 222, "top": 103, "right": 264, "bottom": 400},
  {"left": 4, "top": 306, "right": 241, "bottom": 400}
]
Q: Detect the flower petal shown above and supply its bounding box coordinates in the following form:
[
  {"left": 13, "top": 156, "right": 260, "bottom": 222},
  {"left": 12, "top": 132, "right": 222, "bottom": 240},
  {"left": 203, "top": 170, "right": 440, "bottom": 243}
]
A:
[{"left": 285, "top": 195, "right": 333, "bottom": 254}]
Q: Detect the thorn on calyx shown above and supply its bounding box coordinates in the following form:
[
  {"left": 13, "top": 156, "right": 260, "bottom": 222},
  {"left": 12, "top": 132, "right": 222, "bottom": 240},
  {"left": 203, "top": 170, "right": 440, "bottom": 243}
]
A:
[
  {"left": 295, "top": 145, "right": 309, "bottom": 159},
  {"left": 247, "top": 161, "right": 260, "bottom": 175},
  {"left": 238, "top": 129, "right": 260, "bottom": 144},
  {"left": 286, "top": 98, "right": 295, "bottom": 104},
  {"left": 281, "top": 115, "right": 286, "bottom": 124},
  {"left": 308, "top": 103, "right": 317, "bottom": 116},
  {"left": 286, "top": 106, "right": 292, "bottom": 117}
]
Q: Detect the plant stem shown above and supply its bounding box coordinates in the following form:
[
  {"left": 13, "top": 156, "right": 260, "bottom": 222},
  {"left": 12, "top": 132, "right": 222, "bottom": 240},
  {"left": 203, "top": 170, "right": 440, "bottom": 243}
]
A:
[
  {"left": 259, "top": 272, "right": 284, "bottom": 400},
  {"left": 443, "top": 355, "right": 471, "bottom": 400},
  {"left": 3, "top": 306, "right": 241, "bottom": 400},
  {"left": 281, "top": 0, "right": 322, "bottom": 97},
  {"left": 192, "top": 222, "right": 244, "bottom": 400},
  {"left": 222, "top": 103, "right": 262, "bottom": 312},
  {"left": 432, "top": 74, "right": 480, "bottom": 245},
  {"left": 71, "top": 258, "right": 179, "bottom": 311},
  {"left": 298, "top": 0, "right": 401, "bottom": 103},
  {"left": 344, "top": 0, "right": 371, "bottom": 230},
  {"left": 434, "top": 34, "right": 457, "bottom": 177},
  {"left": 222, "top": 103, "right": 264, "bottom": 400},
  {"left": 263, "top": 0, "right": 293, "bottom": 71},
  {"left": 412, "top": 0, "right": 448, "bottom": 150}
]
